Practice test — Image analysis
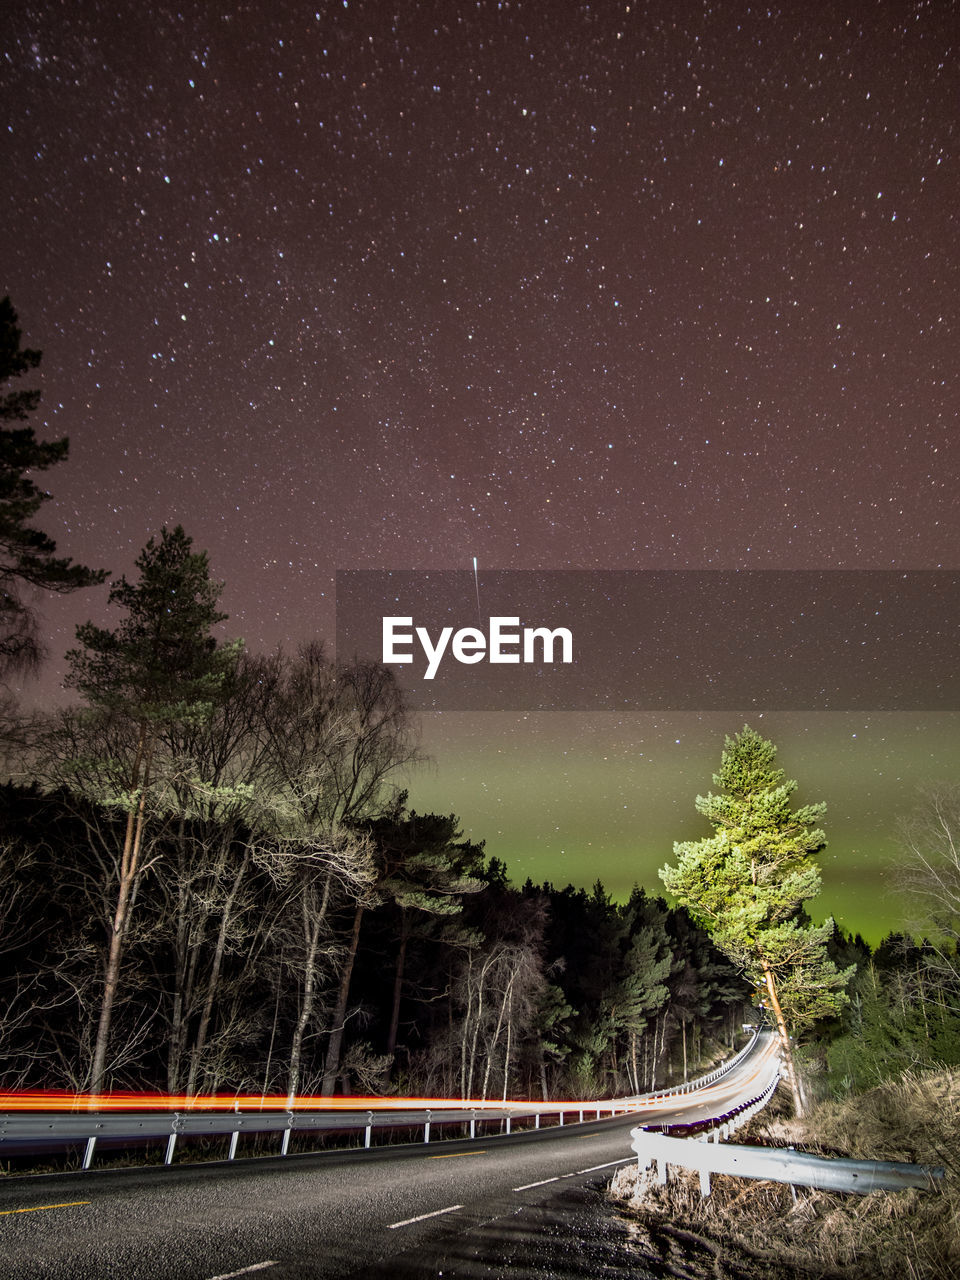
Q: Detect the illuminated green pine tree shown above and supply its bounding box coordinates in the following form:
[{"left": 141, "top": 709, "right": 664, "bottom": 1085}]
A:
[{"left": 660, "top": 726, "right": 852, "bottom": 1116}]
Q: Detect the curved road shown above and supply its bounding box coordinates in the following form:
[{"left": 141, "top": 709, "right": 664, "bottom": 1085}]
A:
[{"left": 0, "top": 1033, "right": 779, "bottom": 1279}]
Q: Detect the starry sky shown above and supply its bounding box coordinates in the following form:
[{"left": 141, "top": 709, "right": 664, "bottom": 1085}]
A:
[{"left": 4, "top": 0, "right": 958, "bottom": 943}]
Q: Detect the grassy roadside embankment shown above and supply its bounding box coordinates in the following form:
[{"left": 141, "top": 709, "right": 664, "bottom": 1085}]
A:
[{"left": 608, "top": 1069, "right": 959, "bottom": 1279}]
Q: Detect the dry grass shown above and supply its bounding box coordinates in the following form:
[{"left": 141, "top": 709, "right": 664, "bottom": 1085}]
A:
[{"left": 609, "top": 1069, "right": 960, "bottom": 1280}]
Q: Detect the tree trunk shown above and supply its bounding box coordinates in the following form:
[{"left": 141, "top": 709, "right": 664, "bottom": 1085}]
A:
[
  {"left": 459, "top": 956, "right": 475, "bottom": 1098},
  {"left": 386, "top": 913, "right": 409, "bottom": 1059},
  {"left": 650, "top": 1018, "right": 660, "bottom": 1090},
  {"left": 464, "top": 952, "right": 491, "bottom": 1099},
  {"left": 501, "top": 1007, "right": 513, "bottom": 1104},
  {"left": 321, "top": 901, "right": 365, "bottom": 1095},
  {"left": 649, "top": 1013, "right": 667, "bottom": 1091},
  {"left": 286, "top": 902, "right": 321, "bottom": 1104},
  {"left": 167, "top": 825, "right": 199, "bottom": 1094},
  {"left": 762, "top": 961, "right": 804, "bottom": 1117},
  {"left": 186, "top": 846, "right": 251, "bottom": 1096},
  {"left": 88, "top": 729, "right": 152, "bottom": 1099},
  {"left": 481, "top": 970, "right": 514, "bottom": 1102},
  {"left": 261, "top": 951, "right": 283, "bottom": 1102},
  {"left": 168, "top": 989, "right": 185, "bottom": 1095}
]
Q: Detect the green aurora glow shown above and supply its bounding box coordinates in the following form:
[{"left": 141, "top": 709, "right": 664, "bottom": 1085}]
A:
[{"left": 404, "top": 711, "right": 960, "bottom": 947}]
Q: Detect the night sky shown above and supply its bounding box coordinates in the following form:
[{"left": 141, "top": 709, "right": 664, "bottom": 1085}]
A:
[{"left": 5, "top": 0, "right": 958, "bottom": 943}]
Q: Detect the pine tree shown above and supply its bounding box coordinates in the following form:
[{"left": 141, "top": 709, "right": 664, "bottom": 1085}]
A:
[
  {"left": 65, "top": 526, "right": 241, "bottom": 1096},
  {"left": 321, "top": 805, "right": 484, "bottom": 1095},
  {"left": 660, "top": 725, "right": 852, "bottom": 1115},
  {"left": 0, "top": 297, "right": 106, "bottom": 677},
  {"left": 603, "top": 923, "right": 671, "bottom": 1094}
]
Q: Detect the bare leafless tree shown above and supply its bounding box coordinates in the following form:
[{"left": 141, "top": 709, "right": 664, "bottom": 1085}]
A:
[
  {"left": 455, "top": 931, "right": 546, "bottom": 1102},
  {"left": 259, "top": 831, "right": 376, "bottom": 1102},
  {"left": 897, "top": 783, "right": 960, "bottom": 997},
  {"left": 254, "top": 644, "right": 420, "bottom": 832},
  {"left": 248, "top": 646, "right": 417, "bottom": 1099}
]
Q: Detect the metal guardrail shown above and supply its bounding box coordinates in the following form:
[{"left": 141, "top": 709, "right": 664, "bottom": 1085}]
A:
[
  {"left": 0, "top": 1030, "right": 767, "bottom": 1173},
  {"left": 654, "top": 1058, "right": 782, "bottom": 1145},
  {"left": 631, "top": 1069, "right": 945, "bottom": 1200},
  {"left": 1, "top": 1100, "right": 634, "bottom": 1170},
  {"left": 620, "top": 1025, "right": 763, "bottom": 1106}
]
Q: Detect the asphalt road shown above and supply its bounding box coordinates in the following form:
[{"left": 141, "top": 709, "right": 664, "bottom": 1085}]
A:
[
  {"left": 0, "top": 1035, "right": 779, "bottom": 1279},
  {"left": 0, "top": 1117, "right": 643, "bottom": 1279}
]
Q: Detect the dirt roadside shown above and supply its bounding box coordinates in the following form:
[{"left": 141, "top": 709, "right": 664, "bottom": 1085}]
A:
[{"left": 606, "top": 1070, "right": 960, "bottom": 1280}]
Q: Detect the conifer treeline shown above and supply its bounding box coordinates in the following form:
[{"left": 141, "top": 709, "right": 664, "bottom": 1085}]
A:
[
  {"left": 4, "top": 761, "right": 957, "bottom": 1101},
  {"left": 0, "top": 525, "right": 754, "bottom": 1101},
  {"left": 4, "top": 522, "right": 956, "bottom": 1103},
  {"left": 0, "top": 769, "right": 753, "bottom": 1100}
]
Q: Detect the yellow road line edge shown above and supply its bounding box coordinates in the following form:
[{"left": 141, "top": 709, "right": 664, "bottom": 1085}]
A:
[
  {"left": 426, "top": 1149, "right": 487, "bottom": 1159},
  {"left": 0, "top": 1200, "right": 90, "bottom": 1216}
]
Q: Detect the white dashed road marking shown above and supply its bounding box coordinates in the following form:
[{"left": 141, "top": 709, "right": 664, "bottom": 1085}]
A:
[
  {"left": 388, "top": 1204, "right": 464, "bottom": 1229},
  {"left": 576, "top": 1158, "right": 634, "bottom": 1175},
  {"left": 512, "top": 1176, "right": 560, "bottom": 1191},
  {"left": 514, "top": 1156, "right": 634, "bottom": 1192},
  {"left": 207, "top": 1262, "right": 279, "bottom": 1279}
]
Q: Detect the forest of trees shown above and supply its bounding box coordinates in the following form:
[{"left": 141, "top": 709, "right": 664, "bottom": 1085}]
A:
[
  {"left": 0, "top": 760, "right": 761, "bottom": 1102},
  {"left": 0, "top": 520, "right": 957, "bottom": 1107},
  {"left": 0, "top": 518, "right": 757, "bottom": 1103},
  {"left": 0, "top": 620, "right": 756, "bottom": 1103},
  {"left": 0, "top": 524, "right": 958, "bottom": 1106},
  {"left": 1, "top": 533, "right": 956, "bottom": 1105},
  {"left": 1, "top": 296, "right": 958, "bottom": 1108}
]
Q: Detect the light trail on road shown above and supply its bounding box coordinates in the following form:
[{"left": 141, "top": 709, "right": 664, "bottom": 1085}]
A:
[
  {"left": 0, "top": 1033, "right": 781, "bottom": 1279},
  {"left": 0, "top": 1089, "right": 627, "bottom": 1113},
  {"left": 0, "top": 1032, "right": 779, "bottom": 1118}
]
